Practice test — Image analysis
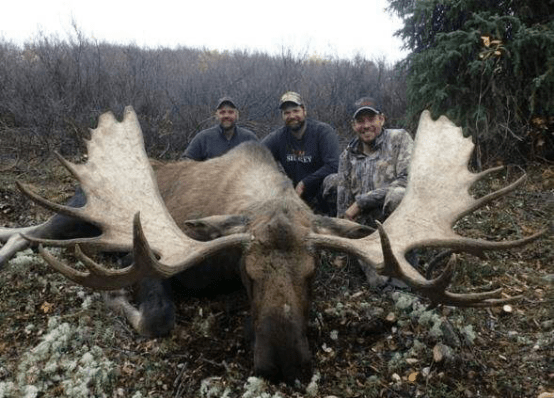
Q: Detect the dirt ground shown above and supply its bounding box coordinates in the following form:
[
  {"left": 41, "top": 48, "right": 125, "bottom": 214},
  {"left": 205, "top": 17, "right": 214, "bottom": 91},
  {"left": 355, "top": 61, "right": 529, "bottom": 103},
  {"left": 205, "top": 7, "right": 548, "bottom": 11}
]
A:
[{"left": 0, "top": 159, "right": 552, "bottom": 398}]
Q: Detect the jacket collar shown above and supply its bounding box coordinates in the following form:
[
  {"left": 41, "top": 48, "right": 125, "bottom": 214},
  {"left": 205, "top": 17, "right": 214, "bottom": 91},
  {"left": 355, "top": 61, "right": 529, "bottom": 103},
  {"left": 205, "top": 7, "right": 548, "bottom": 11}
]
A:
[
  {"left": 218, "top": 124, "right": 237, "bottom": 138},
  {"left": 347, "top": 129, "right": 387, "bottom": 155}
]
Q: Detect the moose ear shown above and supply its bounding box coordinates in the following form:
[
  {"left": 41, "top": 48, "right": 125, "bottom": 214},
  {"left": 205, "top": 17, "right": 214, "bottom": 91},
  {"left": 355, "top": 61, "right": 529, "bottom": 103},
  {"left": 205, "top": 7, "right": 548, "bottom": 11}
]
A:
[
  {"left": 311, "top": 216, "right": 374, "bottom": 239},
  {"left": 182, "top": 215, "right": 250, "bottom": 241}
]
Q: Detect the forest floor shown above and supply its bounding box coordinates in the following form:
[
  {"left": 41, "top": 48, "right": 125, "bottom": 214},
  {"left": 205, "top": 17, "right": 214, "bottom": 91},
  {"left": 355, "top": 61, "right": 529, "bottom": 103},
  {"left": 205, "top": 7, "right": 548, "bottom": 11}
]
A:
[{"left": 0, "top": 159, "right": 552, "bottom": 397}]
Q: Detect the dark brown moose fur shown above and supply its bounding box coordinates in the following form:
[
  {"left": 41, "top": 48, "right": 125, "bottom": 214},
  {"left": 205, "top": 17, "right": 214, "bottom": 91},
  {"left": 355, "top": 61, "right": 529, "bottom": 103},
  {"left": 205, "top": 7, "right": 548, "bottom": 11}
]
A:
[{"left": 147, "top": 142, "right": 366, "bottom": 383}]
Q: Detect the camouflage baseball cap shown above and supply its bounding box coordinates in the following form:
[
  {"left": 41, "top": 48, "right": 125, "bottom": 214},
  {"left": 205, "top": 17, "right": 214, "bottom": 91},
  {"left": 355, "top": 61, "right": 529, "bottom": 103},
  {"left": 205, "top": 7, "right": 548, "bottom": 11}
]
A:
[
  {"left": 216, "top": 96, "right": 238, "bottom": 110},
  {"left": 279, "top": 91, "right": 303, "bottom": 109}
]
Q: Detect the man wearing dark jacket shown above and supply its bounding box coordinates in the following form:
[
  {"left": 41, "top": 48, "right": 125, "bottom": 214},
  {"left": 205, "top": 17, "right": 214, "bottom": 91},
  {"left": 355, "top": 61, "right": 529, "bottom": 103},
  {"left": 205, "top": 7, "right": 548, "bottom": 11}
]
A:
[
  {"left": 262, "top": 91, "right": 339, "bottom": 214},
  {"left": 181, "top": 97, "right": 258, "bottom": 161}
]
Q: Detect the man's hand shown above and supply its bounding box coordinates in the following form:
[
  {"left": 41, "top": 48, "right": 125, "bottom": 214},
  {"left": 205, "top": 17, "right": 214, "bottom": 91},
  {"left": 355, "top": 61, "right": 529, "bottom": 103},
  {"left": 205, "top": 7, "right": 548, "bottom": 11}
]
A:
[
  {"left": 343, "top": 202, "right": 361, "bottom": 221},
  {"left": 295, "top": 181, "right": 306, "bottom": 197}
]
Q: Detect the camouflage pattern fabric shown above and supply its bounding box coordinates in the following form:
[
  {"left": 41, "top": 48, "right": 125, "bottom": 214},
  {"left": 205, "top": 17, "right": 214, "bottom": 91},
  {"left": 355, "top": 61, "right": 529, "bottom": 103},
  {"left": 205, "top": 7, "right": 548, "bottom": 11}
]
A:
[{"left": 336, "top": 128, "right": 413, "bottom": 227}]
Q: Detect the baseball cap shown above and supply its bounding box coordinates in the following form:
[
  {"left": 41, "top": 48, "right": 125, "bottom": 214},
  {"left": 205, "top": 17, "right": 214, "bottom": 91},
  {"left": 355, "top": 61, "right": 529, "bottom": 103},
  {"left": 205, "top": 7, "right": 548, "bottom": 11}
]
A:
[
  {"left": 279, "top": 91, "right": 303, "bottom": 109},
  {"left": 216, "top": 97, "right": 238, "bottom": 110},
  {"left": 352, "top": 97, "right": 382, "bottom": 119}
]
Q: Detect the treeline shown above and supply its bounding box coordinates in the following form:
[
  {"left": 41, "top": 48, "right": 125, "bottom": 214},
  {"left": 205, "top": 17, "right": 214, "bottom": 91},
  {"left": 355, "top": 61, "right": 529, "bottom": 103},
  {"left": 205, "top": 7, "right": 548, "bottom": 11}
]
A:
[
  {"left": 2, "top": 8, "right": 551, "bottom": 169},
  {"left": 0, "top": 32, "right": 406, "bottom": 163}
]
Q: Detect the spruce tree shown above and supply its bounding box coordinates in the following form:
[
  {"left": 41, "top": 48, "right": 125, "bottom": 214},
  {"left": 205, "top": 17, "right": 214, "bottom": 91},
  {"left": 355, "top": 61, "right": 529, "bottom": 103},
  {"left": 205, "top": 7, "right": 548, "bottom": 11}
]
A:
[{"left": 388, "top": 0, "right": 554, "bottom": 163}]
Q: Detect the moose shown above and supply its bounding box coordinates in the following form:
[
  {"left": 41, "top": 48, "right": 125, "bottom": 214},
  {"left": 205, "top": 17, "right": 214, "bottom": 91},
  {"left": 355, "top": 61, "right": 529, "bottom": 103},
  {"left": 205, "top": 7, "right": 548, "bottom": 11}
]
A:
[{"left": 0, "top": 107, "right": 543, "bottom": 384}]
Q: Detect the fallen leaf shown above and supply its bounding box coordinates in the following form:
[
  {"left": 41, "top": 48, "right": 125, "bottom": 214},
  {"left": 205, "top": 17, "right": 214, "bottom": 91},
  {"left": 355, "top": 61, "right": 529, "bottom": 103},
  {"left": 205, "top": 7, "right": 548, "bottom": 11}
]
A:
[
  {"left": 40, "top": 301, "right": 54, "bottom": 314},
  {"left": 408, "top": 372, "right": 419, "bottom": 382}
]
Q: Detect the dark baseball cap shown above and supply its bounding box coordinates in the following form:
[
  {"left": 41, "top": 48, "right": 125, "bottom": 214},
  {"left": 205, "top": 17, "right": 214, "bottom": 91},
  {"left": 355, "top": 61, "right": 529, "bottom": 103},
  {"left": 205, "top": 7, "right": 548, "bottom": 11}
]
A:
[{"left": 352, "top": 97, "right": 382, "bottom": 119}]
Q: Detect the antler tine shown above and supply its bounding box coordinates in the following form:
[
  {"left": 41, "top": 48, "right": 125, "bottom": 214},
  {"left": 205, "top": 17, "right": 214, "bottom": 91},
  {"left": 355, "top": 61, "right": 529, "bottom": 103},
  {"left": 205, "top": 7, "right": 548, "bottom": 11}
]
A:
[
  {"left": 53, "top": 151, "right": 86, "bottom": 185},
  {"left": 16, "top": 181, "right": 95, "bottom": 223},
  {"left": 0, "top": 233, "right": 32, "bottom": 268},
  {"left": 132, "top": 213, "right": 253, "bottom": 279},
  {"left": 457, "top": 172, "right": 526, "bottom": 221},
  {"left": 376, "top": 222, "right": 522, "bottom": 307},
  {"left": 36, "top": 212, "right": 165, "bottom": 290},
  {"left": 21, "top": 233, "right": 105, "bottom": 249},
  {"left": 39, "top": 243, "right": 150, "bottom": 290}
]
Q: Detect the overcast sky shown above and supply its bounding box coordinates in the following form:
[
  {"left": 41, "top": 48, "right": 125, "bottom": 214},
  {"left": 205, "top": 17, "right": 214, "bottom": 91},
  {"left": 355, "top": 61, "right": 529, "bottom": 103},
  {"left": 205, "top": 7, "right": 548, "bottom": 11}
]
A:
[{"left": 1, "top": 0, "right": 408, "bottom": 63}]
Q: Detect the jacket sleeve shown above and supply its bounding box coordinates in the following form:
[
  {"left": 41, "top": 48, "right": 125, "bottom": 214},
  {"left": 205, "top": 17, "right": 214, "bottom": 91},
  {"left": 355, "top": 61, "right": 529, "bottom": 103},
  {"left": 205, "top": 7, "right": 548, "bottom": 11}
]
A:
[
  {"left": 301, "top": 124, "right": 340, "bottom": 193},
  {"left": 336, "top": 150, "right": 354, "bottom": 217},
  {"left": 261, "top": 130, "right": 281, "bottom": 160},
  {"left": 182, "top": 134, "right": 205, "bottom": 161},
  {"left": 355, "top": 188, "right": 388, "bottom": 210},
  {"left": 389, "top": 130, "right": 413, "bottom": 189}
]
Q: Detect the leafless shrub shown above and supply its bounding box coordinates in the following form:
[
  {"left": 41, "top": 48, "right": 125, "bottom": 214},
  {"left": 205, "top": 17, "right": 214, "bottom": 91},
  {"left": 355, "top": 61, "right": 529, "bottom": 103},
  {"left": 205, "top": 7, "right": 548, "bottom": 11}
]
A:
[{"left": 0, "top": 29, "right": 407, "bottom": 164}]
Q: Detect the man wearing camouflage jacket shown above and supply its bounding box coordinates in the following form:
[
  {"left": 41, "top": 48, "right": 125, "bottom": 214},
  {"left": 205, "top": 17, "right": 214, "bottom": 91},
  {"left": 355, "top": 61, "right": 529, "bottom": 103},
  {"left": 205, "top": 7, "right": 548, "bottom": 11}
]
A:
[{"left": 337, "top": 98, "right": 413, "bottom": 228}]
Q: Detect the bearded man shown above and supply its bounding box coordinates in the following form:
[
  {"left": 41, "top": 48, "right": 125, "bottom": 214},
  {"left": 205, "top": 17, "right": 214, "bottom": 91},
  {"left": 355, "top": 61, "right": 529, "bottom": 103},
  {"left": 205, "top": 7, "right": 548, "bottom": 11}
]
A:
[
  {"left": 337, "top": 97, "right": 413, "bottom": 227},
  {"left": 262, "top": 91, "right": 339, "bottom": 215},
  {"left": 181, "top": 97, "right": 258, "bottom": 161}
]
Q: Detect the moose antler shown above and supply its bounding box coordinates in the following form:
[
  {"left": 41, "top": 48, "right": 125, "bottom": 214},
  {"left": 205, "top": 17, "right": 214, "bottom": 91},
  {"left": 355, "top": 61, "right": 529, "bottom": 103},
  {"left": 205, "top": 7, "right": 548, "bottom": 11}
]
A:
[
  {"left": 21, "top": 107, "right": 250, "bottom": 289},
  {"left": 310, "top": 111, "right": 544, "bottom": 307}
]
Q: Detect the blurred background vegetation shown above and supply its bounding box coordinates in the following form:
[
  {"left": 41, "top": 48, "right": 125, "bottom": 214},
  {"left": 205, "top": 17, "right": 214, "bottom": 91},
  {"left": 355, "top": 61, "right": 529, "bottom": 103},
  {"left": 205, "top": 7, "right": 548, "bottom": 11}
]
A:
[{"left": 0, "top": 0, "right": 552, "bottom": 167}]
